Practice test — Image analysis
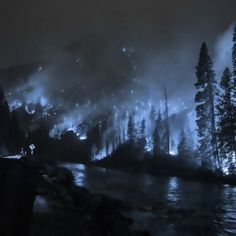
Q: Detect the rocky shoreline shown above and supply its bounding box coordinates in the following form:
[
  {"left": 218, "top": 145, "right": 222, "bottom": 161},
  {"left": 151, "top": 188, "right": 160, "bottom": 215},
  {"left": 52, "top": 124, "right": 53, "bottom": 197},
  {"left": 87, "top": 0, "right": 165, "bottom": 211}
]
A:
[{"left": 30, "top": 163, "right": 150, "bottom": 236}]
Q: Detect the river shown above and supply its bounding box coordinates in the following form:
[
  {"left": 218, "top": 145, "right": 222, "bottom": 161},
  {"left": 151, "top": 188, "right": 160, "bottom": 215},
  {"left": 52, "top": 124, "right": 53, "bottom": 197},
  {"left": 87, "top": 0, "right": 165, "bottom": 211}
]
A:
[{"left": 63, "top": 163, "right": 236, "bottom": 236}]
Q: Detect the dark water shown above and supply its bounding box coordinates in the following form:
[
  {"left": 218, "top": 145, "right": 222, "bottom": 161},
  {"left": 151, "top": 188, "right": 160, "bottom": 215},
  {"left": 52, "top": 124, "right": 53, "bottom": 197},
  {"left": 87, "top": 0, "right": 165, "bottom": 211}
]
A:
[{"left": 63, "top": 163, "right": 236, "bottom": 236}]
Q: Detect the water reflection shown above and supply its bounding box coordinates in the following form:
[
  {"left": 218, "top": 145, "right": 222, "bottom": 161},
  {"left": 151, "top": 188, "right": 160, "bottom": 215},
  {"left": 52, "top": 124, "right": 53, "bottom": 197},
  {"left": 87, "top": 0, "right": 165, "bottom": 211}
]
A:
[
  {"left": 63, "top": 163, "right": 86, "bottom": 186},
  {"left": 33, "top": 196, "right": 50, "bottom": 213},
  {"left": 64, "top": 163, "right": 236, "bottom": 236},
  {"left": 221, "top": 185, "right": 236, "bottom": 235},
  {"left": 167, "top": 177, "right": 179, "bottom": 203}
]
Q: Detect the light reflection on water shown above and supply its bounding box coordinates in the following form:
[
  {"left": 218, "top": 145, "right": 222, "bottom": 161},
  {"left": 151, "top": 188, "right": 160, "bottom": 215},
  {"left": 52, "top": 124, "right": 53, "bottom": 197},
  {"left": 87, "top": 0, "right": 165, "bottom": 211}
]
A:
[
  {"left": 62, "top": 163, "right": 86, "bottom": 186},
  {"left": 64, "top": 163, "right": 236, "bottom": 236},
  {"left": 33, "top": 196, "right": 50, "bottom": 213},
  {"left": 221, "top": 185, "right": 236, "bottom": 235},
  {"left": 167, "top": 177, "right": 180, "bottom": 203}
]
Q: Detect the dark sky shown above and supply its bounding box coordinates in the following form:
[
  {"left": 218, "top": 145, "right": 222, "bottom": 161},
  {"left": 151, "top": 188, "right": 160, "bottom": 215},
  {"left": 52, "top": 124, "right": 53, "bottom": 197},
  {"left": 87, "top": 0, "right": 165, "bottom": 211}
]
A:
[
  {"left": 1, "top": 0, "right": 236, "bottom": 67},
  {"left": 1, "top": 0, "right": 236, "bottom": 110}
]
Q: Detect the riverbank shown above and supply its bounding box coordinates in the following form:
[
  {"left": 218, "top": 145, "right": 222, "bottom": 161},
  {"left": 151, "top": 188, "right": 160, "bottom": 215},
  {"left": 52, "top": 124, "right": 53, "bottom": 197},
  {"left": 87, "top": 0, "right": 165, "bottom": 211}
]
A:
[
  {"left": 63, "top": 162, "right": 236, "bottom": 236},
  {"left": 92, "top": 155, "right": 236, "bottom": 186},
  {"left": 30, "top": 163, "right": 150, "bottom": 236}
]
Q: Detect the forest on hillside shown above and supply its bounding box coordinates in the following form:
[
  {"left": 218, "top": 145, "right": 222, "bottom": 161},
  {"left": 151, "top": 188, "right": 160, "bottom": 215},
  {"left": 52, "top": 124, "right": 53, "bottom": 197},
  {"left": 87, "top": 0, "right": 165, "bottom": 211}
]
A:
[{"left": 0, "top": 26, "right": 236, "bottom": 177}]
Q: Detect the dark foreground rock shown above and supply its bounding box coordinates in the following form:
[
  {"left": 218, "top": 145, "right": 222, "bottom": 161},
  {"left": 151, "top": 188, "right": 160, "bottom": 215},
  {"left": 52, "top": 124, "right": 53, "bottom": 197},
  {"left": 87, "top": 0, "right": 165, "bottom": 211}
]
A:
[
  {"left": 0, "top": 158, "right": 38, "bottom": 236},
  {"left": 30, "top": 164, "right": 150, "bottom": 236}
]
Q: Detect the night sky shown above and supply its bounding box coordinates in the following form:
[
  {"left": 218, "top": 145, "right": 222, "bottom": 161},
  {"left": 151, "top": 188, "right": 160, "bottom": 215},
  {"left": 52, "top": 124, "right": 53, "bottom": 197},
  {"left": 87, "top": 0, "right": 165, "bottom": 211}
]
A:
[{"left": 0, "top": 0, "right": 236, "bottom": 111}]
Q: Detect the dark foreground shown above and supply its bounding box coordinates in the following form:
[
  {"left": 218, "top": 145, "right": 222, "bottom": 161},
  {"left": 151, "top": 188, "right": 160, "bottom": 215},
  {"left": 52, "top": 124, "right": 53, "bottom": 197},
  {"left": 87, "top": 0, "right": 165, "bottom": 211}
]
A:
[
  {"left": 3, "top": 155, "right": 236, "bottom": 236},
  {"left": 31, "top": 163, "right": 150, "bottom": 236},
  {"left": 0, "top": 158, "right": 149, "bottom": 236},
  {"left": 0, "top": 158, "right": 37, "bottom": 236}
]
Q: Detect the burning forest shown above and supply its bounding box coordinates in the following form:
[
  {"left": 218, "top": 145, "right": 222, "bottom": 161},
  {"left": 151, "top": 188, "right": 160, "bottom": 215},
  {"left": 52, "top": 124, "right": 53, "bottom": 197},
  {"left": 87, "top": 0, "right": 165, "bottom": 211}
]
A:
[{"left": 1, "top": 1, "right": 236, "bottom": 235}]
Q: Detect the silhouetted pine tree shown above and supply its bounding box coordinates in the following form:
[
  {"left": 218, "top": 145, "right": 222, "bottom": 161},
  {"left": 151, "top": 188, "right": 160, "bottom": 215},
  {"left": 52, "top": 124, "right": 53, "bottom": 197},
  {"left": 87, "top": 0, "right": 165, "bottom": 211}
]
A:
[
  {"left": 153, "top": 120, "right": 161, "bottom": 156},
  {"left": 120, "top": 111, "right": 127, "bottom": 143},
  {"left": 139, "top": 119, "right": 146, "bottom": 148},
  {"left": 127, "top": 113, "right": 135, "bottom": 144},
  {"left": 177, "top": 129, "right": 192, "bottom": 159},
  {"left": 137, "top": 119, "right": 147, "bottom": 159},
  {"left": 0, "top": 86, "right": 11, "bottom": 155},
  {"left": 217, "top": 68, "right": 236, "bottom": 164},
  {"left": 10, "top": 110, "right": 25, "bottom": 153},
  {"left": 231, "top": 25, "right": 236, "bottom": 158},
  {"left": 195, "top": 42, "right": 218, "bottom": 168},
  {"left": 153, "top": 125, "right": 161, "bottom": 156},
  {"left": 163, "top": 86, "right": 170, "bottom": 155},
  {"left": 232, "top": 25, "right": 236, "bottom": 78}
]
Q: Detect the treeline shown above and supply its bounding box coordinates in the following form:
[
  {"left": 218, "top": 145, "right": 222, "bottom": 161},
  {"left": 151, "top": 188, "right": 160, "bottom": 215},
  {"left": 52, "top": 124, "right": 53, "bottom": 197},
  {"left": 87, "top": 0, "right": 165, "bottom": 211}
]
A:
[
  {"left": 194, "top": 25, "right": 236, "bottom": 173},
  {"left": 123, "top": 104, "right": 193, "bottom": 160},
  {"left": 0, "top": 88, "right": 23, "bottom": 155}
]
